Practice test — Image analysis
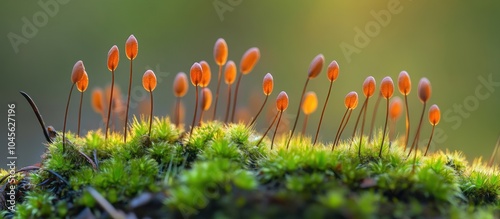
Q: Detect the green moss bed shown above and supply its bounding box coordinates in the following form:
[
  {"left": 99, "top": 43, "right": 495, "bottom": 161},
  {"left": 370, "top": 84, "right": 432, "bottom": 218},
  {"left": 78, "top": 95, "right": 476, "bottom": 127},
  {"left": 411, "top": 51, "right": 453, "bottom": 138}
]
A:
[{"left": 1, "top": 117, "right": 500, "bottom": 218}]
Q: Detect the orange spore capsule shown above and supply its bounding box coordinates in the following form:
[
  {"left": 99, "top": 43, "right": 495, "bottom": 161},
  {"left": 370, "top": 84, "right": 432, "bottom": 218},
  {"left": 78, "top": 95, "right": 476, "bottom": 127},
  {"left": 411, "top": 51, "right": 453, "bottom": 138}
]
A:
[
  {"left": 125, "top": 34, "right": 138, "bottom": 60},
  {"left": 240, "top": 47, "right": 260, "bottom": 74},
  {"left": 345, "top": 91, "right": 359, "bottom": 109},
  {"left": 428, "top": 104, "right": 440, "bottom": 126},
  {"left": 76, "top": 71, "right": 89, "bottom": 137},
  {"left": 418, "top": 77, "right": 432, "bottom": 103},
  {"left": 398, "top": 71, "right": 411, "bottom": 95},
  {"left": 308, "top": 54, "right": 325, "bottom": 79},
  {"left": 398, "top": 71, "right": 412, "bottom": 151},
  {"left": 363, "top": 76, "right": 376, "bottom": 97},
  {"left": 224, "top": 60, "right": 237, "bottom": 123},
  {"left": 276, "top": 91, "right": 289, "bottom": 112},
  {"left": 263, "top": 73, "right": 274, "bottom": 96},
  {"left": 124, "top": 34, "right": 138, "bottom": 142},
  {"left": 352, "top": 76, "right": 376, "bottom": 157},
  {"left": 190, "top": 62, "right": 203, "bottom": 86},
  {"left": 313, "top": 60, "right": 340, "bottom": 145},
  {"left": 214, "top": 38, "right": 228, "bottom": 66},
  {"left": 199, "top": 60, "right": 211, "bottom": 87},
  {"left": 142, "top": 70, "right": 157, "bottom": 92},
  {"left": 224, "top": 60, "right": 236, "bottom": 85},
  {"left": 77, "top": 71, "right": 89, "bottom": 92},
  {"left": 107, "top": 45, "right": 119, "bottom": 72},
  {"left": 424, "top": 104, "right": 441, "bottom": 156},
  {"left": 256, "top": 91, "right": 289, "bottom": 150},
  {"left": 302, "top": 91, "right": 318, "bottom": 115},
  {"left": 380, "top": 76, "right": 394, "bottom": 99},
  {"left": 408, "top": 78, "right": 432, "bottom": 157},
  {"left": 142, "top": 70, "right": 156, "bottom": 137},
  {"left": 173, "top": 72, "right": 189, "bottom": 97},
  {"left": 387, "top": 96, "right": 403, "bottom": 146},
  {"left": 327, "top": 60, "right": 339, "bottom": 82},
  {"left": 212, "top": 38, "right": 229, "bottom": 120},
  {"left": 286, "top": 54, "right": 324, "bottom": 149},
  {"left": 231, "top": 48, "right": 260, "bottom": 122},
  {"left": 389, "top": 97, "right": 403, "bottom": 121},
  {"left": 91, "top": 88, "right": 104, "bottom": 115},
  {"left": 301, "top": 91, "right": 318, "bottom": 135},
  {"left": 378, "top": 77, "right": 394, "bottom": 157},
  {"left": 71, "top": 60, "right": 85, "bottom": 84},
  {"left": 63, "top": 60, "right": 87, "bottom": 151},
  {"left": 272, "top": 91, "right": 289, "bottom": 149},
  {"left": 248, "top": 73, "right": 274, "bottom": 127},
  {"left": 190, "top": 62, "right": 203, "bottom": 137},
  {"left": 173, "top": 72, "right": 187, "bottom": 128},
  {"left": 333, "top": 91, "right": 358, "bottom": 148}
]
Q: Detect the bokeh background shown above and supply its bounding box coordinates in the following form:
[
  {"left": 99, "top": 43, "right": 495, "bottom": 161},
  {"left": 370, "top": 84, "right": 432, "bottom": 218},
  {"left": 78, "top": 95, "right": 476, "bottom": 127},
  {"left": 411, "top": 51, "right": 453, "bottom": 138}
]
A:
[{"left": 1, "top": 1, "right": 500, "bottom": 167}]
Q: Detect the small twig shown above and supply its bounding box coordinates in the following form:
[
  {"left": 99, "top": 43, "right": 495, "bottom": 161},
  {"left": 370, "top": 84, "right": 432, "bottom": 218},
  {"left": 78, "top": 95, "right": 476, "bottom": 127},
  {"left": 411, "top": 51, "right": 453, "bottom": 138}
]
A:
[
  {"left": 86, "top": 187, "right": 127, "bottom": 219},
  {"left": 78, "top": 150, "right": 97, "bottom": 170},
  {"left": 20, "top": 91, "right": 52, "bottom": 143}
]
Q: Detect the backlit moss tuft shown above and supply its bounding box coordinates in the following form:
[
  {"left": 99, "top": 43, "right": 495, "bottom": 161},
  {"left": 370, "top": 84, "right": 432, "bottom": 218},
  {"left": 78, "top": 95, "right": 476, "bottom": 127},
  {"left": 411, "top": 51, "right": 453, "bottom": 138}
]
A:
[{"left": 2, "top": 117, "right": 500, "bottom": 218}]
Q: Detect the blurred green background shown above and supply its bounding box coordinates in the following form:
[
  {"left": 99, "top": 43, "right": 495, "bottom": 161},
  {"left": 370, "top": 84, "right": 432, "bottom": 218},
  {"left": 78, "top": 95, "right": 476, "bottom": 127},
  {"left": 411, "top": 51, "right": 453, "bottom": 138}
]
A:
[{"left": 1, "top": 1, "right": 500, "bottom": 167}]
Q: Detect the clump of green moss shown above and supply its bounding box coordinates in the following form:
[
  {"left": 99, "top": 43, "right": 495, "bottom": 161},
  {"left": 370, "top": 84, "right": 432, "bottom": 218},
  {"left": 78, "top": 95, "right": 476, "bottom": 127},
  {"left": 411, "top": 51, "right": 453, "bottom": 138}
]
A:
[{"left": 1, "top": 118, "right": 500, "bottom": 218}]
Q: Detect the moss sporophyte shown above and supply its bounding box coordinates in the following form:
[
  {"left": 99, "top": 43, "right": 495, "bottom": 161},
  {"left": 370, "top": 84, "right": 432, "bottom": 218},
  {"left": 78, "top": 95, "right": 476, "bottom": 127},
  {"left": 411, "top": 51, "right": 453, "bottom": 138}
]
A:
[{"left": 2, "top": 36, "right": 500, "bottom": 219}]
